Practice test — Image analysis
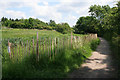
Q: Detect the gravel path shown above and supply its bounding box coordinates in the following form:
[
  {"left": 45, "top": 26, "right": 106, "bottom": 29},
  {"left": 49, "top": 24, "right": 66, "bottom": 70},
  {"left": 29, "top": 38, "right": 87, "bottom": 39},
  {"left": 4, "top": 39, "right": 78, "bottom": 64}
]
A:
[{"left": 68, "top": 37, "right": 117, "bottom": 78}]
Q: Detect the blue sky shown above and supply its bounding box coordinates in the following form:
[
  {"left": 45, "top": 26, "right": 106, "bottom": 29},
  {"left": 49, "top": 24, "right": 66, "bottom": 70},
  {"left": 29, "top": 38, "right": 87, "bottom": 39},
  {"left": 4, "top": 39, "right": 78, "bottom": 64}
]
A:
[{"left": 0, "top": 0, "right": 117, "bottom": 27}]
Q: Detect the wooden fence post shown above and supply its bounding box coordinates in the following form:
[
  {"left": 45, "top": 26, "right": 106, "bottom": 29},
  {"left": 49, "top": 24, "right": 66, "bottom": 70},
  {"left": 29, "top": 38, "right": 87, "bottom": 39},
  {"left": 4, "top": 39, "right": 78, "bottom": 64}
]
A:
[
  {"left": 95, "top": 34, "right": 97, "bottom": 39},
  {"left": 14, "top": 41, "right": 16, "bottom": 60},
  {"left": 68, "top": 36, "right": 69, "bottom": 49},
  {"left": 45, "top": 38, "right": 47, "bottom": 56},
  {"left": 55, "top": 37, "right": 57, "bottom": 56},
  {"left": 71, "top": 32, "right": 73, "bottom": 48},
  {"left": 33, "top": 38, "right": 34, "bottom": 54},
  {"left": 59, "top": 38, "right": 61, "bottom": 52},
  {"left": 43, "top": 38, "right": 44, "bottom": 54},
  {"left": 24, "top": 42, "right": 25, "bottom": 57},
  {"left": 48, "top": 38, "right": 49, "bottom": 58},
  {"left": 57, "top": 38, "right": 59, "bottom": 53},
  {"left": 63, "top": 37, "right": 64, "bottom": 49},
  {"left": 26, "top": 40, "right": 28, "bottom": 55},
  {"left": 16, "top": 43, "right": 18, "bottom": 61},
  {"left": 78, "top": 36, "right": 81, "bottom": 47},
  {"left": 50, "top": 38, "right": 51, "bottom": 60},
  {"left": 19, "top": 41, "right": 21, "bottom": 61},
  {"left": 36, "top": 32, "right": 39, "bottom": 61},
  {"left": 11, "top": 45, "right": 14, "bottom": 58},
  {"left": 39, "top": 38, "right": 41, "bottom": 58},
  {"left": 83, "top": 36, "right": 86, "bottom": 45},
  {"left": 29, "top": 41, "right": 30, "bottom": 55},
  {"left": 22, "top": 42, "right": 23, "bottom": 59},
  {"left": 44, "top": 38, "right": 46, "bottom": 56},
  {"left": 8, "top": 40, "right": 11, "bottom": 59},
  {"left": 52, "top": 38, "right": 54, "bottom": 60}
]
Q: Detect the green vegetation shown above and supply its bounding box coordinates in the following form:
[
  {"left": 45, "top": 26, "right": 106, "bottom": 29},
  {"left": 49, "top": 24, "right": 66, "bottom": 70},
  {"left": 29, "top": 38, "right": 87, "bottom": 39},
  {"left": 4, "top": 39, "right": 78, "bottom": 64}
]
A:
[
  {"left": 2, "top": 28, "right": 63, "bottom": 39},
  {"left": 73, "top": 16, "right": 98, "bottom": 34},
  {"left": 73, "top": 1, "right": 120, "bottom": 77},
  {"left": 90, "top": 38, "right": 100, "bottom": 51},
  {"left": 1, "top": 28, "right": 85, "bottom": 45},
  {"left": 1, "top": 17, "right": 71, "bottom": 34},
  {"left": 1, "top": 27, "right": 99, "bottom": 79},
  {"left": 2, "top": 48, "right": 89, "bottom": 78},
  {"left": 3, "top": 0, "right": 120, "bottom": 78},
  {"left": 2, "top": 34, "right": 99, "bottom": 78}
]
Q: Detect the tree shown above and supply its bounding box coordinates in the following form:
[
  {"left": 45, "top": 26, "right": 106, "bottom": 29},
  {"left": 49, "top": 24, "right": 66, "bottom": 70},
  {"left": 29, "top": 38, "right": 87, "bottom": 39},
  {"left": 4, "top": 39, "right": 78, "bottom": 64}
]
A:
[
  {"left": 56, "top": 23, "right": 71, "bottom": 34},
  {"left": 10, "top": 21, "right": 25, "bottom": 28},
  {"left": 1, "top": 17, "right": 8, "bottom": 26},
  {"left": 15, "top": 18, "right": 19, "bottom": 21},
  {"left": 74, "top": 16, "right": 98, "bottom": 34},
  {"left": 0, "top": 17, "right": 71, "bottom": 34},
  {"left": 1, "top": 17, "right": 8, "bottom": 22},
  {"left": 88, "top": 5, "right": 111, "bottom": 36},
  {"left": 49, "top": 20, "right": 56, "bottom": 29},
  {"left": 24, "top": 19, "right": 31, "bottom": 29},
  {"left": 89, "top": 5, "right": 110, "bottom": 19}
]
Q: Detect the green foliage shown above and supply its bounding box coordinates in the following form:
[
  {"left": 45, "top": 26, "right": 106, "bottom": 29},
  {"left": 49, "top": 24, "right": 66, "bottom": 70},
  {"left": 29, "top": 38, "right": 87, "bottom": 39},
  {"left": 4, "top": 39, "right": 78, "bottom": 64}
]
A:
[
  {"left": 74, "top": 16, "right": 99, "bottom": 34},
  {"left": 74, "top": 2, "right": 120, "bottom": 77},
  {"left": 1, "top": 28, "right": 63, "bottom": 39},
  {"left": 110, "top": 36, "right": 120, "bottom": 77},
  {"left": 56, "top": 23, "right": 71, "bottom": 34},
  {"left": 49, "top": 20, "right": 56, "bottom": 30},
  {"left": 2, "top": 38, "right": 99, "bottom": 78},
  {"left": 88, "top": 1, "right": 120, "bottom": 77},
  {"left": 90, "top": 38, "right": 100, "bottom": 51},
  {"left": 89, "top": 5, "right": 110, "bottom": 19},
  {"left": 1, "top": 17, "right": 71, "bottom": 34},
  {"left": 74, "top": 5, "right": 111, "bottom": 36},
  {"left": 1, "top": 28, "right": 99, "bottom": 78},
  {"left": 10, "top": 21, "right": 25, "bottom": 28}
]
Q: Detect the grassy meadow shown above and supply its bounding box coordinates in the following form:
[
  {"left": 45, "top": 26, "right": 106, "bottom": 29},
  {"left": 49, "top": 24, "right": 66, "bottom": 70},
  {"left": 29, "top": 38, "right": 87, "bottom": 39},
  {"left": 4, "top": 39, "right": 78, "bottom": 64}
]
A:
[
  {"left": 1, "top": 28, "right": 100, "bottom": 78},
  {"left": 2, "top": 28, "right": 85, "bottom": 39}
]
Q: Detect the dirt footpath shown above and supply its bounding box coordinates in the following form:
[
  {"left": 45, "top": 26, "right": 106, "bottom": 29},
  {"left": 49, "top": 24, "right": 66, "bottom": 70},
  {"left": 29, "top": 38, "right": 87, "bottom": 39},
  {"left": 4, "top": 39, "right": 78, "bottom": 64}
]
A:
[{"left": 68, "top": 37, "right": 117, "bottom": 78}]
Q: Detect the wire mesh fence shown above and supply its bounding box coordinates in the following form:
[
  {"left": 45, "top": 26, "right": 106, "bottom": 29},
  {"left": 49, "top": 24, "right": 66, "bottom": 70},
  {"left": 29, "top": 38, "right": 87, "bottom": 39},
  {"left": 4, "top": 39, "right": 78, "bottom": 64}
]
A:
[{"left": 2, "top": 33, "right": 97, "bottom": 62}]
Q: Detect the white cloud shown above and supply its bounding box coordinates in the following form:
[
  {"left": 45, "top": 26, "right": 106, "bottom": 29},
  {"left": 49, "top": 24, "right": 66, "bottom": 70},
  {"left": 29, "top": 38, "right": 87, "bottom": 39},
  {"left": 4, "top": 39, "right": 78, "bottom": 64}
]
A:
[
  {"left": 27, "top": 2, "right": 62, "bottom": 22},
  {"left": 0, "top": 0, "right": 117, "bottom": 26},
  {"left": 43, "top": 1, "right": 49, "bottom": 6},
  {"left": 5, "top": 10, "right": 26, "bottom": 19},
  {"left": 64, "top": 15, "right": 77, "bottom": 27}
]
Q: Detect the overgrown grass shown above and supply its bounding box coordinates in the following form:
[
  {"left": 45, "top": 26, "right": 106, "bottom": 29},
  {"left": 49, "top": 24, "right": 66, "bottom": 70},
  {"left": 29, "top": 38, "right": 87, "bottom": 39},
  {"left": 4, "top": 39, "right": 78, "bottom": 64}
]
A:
[
  {"left": 1, "top": 28, "right": 85, "bottom": 39},
  {"left": 103, "top": 33, "right": 120, "bottom": 78},
  {"left": 1, "top": 28, "right": 87, "bottom": 64},
  {"left": 90, "top": 38, "right": 100, "bottom": 51},
  {"left": 110, "top": 36, "right": 120, "bottom": 78},
  {"left": 1, "top": 28, "right": 99, "bottom": 79},
  {"left": 2, "top": 38, "right": 99, "bottom": 79}
]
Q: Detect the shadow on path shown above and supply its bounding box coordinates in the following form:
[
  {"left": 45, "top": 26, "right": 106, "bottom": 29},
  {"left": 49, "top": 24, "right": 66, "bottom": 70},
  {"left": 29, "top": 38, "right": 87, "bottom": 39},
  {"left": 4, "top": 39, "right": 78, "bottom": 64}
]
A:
[{"left": 68, "top": 37, "right": 117, "bottom": 78}]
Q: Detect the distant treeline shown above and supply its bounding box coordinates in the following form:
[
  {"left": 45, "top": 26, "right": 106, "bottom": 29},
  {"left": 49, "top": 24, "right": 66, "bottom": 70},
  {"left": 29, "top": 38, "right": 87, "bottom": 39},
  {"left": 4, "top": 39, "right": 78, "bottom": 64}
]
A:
[{"left": 1, "top": 17, "right": 71, "bottom": 34}]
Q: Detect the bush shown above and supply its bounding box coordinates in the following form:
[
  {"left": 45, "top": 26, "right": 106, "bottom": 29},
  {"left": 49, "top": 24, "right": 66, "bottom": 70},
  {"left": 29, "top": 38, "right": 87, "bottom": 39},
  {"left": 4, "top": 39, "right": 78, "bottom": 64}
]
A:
[
  {"left": 90, "top": 38, "right": 100, "bottom": 51},
  {"left": 110, "top": 36, "right": 120, "bottom": 77},
  {"left": 10, "top": 22, "right": 25, "bottom": 28}
]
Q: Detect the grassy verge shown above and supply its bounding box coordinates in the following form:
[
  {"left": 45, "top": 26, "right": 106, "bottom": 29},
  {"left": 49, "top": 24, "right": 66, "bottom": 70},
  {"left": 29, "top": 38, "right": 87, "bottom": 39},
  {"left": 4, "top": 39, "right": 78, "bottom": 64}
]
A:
[
  {"left": 110, "top": 36, "right": 120, "bottom": 78},
  {"left": 103, "top": 33, "right": 120, "bottom": 78},
  {"left": 90, "top": 38, "right": 100, "bottom": 51},
  {"left": 2, "top": 38, "right": 100, "bottom": 79}
]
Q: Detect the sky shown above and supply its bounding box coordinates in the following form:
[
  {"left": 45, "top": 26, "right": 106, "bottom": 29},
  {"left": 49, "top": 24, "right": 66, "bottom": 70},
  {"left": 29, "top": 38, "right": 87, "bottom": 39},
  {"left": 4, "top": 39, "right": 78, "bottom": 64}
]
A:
[{"left": 0, "top": 0, "right": 118, "bottom": 27}]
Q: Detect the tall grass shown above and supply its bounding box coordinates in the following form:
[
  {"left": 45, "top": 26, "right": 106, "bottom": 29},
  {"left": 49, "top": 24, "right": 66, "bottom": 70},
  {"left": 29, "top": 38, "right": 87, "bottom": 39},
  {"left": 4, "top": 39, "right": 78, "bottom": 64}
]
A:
[
  {"left": 1, "top": 28, "right": 85, "bottom": 39},
  {"left": 111, "top": 36, "right": 120, "bottom": 77},
  {"left": 2, "top": 38, "right": 99, "bottom": 79},
  {"left": 2, "top": 28, "right": 99, "bottom": 79},
  {"left": 103, "top": 32, "right": 120, "bottom": 78}
]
